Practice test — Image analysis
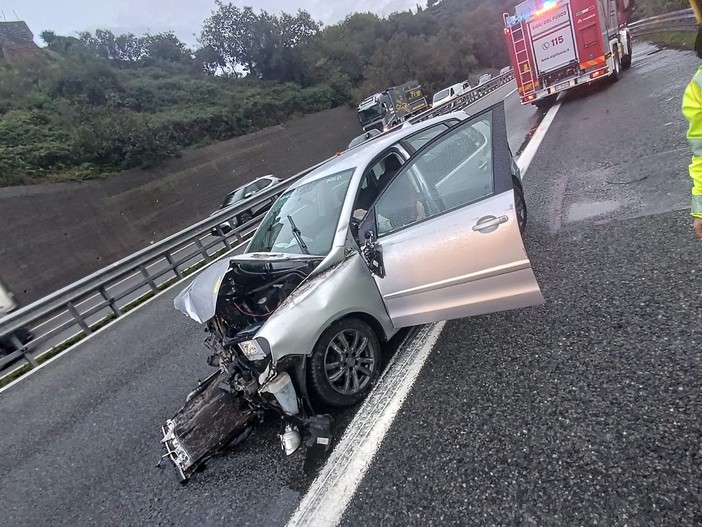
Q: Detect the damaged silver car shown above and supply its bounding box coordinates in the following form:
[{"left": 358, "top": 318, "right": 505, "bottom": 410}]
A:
[{"left": 160, "top": 102, "right": 544, "bottom": 480}]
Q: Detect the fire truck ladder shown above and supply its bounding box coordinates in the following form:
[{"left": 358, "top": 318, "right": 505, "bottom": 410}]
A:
[{"left": 510, "top": 23, "right": 536, "bottom": 95}]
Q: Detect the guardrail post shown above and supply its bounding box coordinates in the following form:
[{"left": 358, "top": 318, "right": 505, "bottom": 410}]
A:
[
  {"left": 165, "top": 253, "right": 183, "bottom": 280},
  {"left": 139, "top": 264, "right": 160, "bottom": 293},
  {"left": 99, "top": 286, "right": 122, "bottom": 317},
  {"left": 66, "top": 301, "right": 92, "bottom": 335},
  {"left": 214, "top": 226, "right": 232, "bottom": 250},
  {"left": 8, "top": 333, "right": 39, "bottom": 368},
  {"left": 195, "top": 238, "right": 212, "bottom": 264}
]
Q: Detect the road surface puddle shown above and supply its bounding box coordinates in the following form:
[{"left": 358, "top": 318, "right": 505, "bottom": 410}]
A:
[{"left": 567, "top": 200, "right": 622, "bottom": 222}]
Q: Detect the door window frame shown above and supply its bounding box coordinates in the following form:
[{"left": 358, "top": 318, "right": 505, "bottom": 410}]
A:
[{"left": 357, "top": 101, "right": 512, "bottom": 242}]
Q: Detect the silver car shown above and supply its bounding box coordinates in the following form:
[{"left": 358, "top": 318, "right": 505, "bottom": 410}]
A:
[
  {"left": 165, "top": 102, "right": 543, "bottom": 478},
  {"left": 210, "top": 175, "right": 280, "bottom": 234}
]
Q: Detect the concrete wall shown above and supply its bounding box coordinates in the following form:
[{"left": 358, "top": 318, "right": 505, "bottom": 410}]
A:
[{"left": 0, "top": 105, "right": 361, "bottom": 305}]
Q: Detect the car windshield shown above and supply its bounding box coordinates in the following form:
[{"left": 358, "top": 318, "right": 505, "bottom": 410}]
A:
[
  {"left": 359, "top": 105, "right": 381, "bottom": 124},
  {"left": 433, "top": 89, "right": 450, "bottom": 103},
  {"left": 221, "top": 188, "right": 245, "bottom": 207},
  {"left": 248, "top": 168, "right": 355, "bottom": 256}
]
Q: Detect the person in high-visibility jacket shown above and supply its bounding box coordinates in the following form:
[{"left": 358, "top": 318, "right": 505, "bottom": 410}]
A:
[{"left": 683, "top": 1, "right": 702, "bottom": 239}]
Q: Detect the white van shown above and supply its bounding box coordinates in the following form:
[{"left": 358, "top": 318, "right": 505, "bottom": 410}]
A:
[{"left": 432, "top": 80, "right": 471, "bottom": 107}]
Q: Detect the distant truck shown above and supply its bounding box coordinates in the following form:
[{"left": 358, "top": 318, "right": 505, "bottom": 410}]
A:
[
  {"left": 357, "top": 81, "right": 429, "bottom": 132},
  {"left": 503, "top": 0, "right": 635, "bottom": 107},
  {"left": 432, "top": 81, "right": 472, "bottom": 107}
]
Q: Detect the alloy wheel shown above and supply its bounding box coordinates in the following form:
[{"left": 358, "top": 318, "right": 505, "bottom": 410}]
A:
[{"left": 323, "top": 329, "right": 376, "bottom": 395}]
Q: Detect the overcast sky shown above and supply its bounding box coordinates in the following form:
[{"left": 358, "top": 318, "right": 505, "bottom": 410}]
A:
[{"left": 7, "top": 0, "right": 421, "bottom": 46}]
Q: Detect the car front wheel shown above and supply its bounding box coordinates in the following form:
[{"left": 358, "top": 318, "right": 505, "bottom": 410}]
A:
[{"left": 308, "top": 318, "right": 381, "bottom": 407}]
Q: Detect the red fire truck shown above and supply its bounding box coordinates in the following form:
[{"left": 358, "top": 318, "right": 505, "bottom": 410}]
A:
[{"left": 503, "top": 0, "right": 635, "bottom": 107}]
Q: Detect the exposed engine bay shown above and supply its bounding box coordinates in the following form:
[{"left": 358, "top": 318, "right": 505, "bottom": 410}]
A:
[{"left": 160, "top": 255, "right": 334, "bottom": 480}]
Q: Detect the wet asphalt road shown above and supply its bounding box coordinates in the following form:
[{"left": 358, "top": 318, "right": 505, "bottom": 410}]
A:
[
  {"left": 0, "top": 78, "right": 536, "bottom": 527},
  {"left": 1, "top": 43, "right": 698, "bottom": 527},
  {"left": 340, "top": 43, "right": 702, "bottom": 526}
]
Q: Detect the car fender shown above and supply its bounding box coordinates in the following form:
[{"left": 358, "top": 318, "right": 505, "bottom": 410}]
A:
[{"left": 256, "top": 250, "right": 396, "bottom": 363}]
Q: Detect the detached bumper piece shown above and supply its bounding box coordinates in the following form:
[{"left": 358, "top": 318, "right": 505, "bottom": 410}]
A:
[{"left": 160, "top": 371, "right": 255, "bottom": 481}]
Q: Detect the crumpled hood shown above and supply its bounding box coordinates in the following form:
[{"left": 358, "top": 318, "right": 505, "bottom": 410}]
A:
[
  {"left": 174, "top": 259, "right": 231, "bottom": 324},
  {"left": 174, "top": 253, "right": 324, "bottom": 324}
]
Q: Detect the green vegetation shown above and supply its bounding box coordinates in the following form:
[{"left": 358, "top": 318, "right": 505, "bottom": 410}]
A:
[
  {"left": 1, "top": 0, "right": 690, "bottom": 186},
  {"left": 633, "top": 0, "right": 690, "bottom": 20},
  {"left": 642, "top": 30, "right": 696, "bottom": 50}
]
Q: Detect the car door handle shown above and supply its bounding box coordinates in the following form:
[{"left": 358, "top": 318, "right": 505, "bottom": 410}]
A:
[{"left": 472, "top": 215, "right": 508, "bottom": 233}]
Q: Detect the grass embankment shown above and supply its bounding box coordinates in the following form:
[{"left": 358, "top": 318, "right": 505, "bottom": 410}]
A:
[{"left": 640, "top": 31, "right": 696, "bottom": 51}]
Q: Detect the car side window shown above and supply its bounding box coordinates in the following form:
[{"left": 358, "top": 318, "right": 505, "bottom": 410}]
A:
[
  {"left": 402, "top": 123, "right": 450, "bottom": 152},
  {"left": 352, "top": 153, "right": 404, "bottom": 221},
  {"left": 255, "top": 179, "right": 271, "bottom": 191},
  {"left": 375, "top": 114, "right": 494, "bottom": 237},
  {"left": 244, "top": 183, "right": 259, "bottom": 197}
]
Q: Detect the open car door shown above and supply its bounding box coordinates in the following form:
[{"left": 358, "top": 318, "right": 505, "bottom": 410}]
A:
[{"left": 358, "top": 102, "right": 544, "bottom": 328}]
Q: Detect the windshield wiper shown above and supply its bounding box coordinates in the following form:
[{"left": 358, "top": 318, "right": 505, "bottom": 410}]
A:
[{"left": 287, "top": 215, "right": 309, "bottom": 255}]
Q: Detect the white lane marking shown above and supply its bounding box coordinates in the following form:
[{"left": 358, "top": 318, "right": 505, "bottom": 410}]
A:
[
  {"left": 517, "top": 101, "right": 562, "bottom": 176},
  {"left": 0, "top": 238, "right": 250, "bottom": 394},
  {"left": 286, "top": 322, "right": 446, "bottom": 527},
  {"left": 504, "top": 87, "right": 518, "bottom": 99}
]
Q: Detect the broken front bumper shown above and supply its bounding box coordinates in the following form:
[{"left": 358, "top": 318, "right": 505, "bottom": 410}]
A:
[{"left": 160, "top": 371, "right": 255, "bottom": 481}]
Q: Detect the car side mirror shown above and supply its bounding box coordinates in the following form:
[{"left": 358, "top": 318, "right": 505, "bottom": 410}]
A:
[{"left": 361, "top": 230, "right": 385, "bottom": 278}]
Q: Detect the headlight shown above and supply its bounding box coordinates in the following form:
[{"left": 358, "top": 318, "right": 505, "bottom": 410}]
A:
[{"left": 239, "top": 340, "right": 266, "bottom": 360}]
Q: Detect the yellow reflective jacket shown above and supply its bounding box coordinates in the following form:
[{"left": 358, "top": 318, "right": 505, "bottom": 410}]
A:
[{"left": 682, "top": 66, "right": 702, "bottom": 218}]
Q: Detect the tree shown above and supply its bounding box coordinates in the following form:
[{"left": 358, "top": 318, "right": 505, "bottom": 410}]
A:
[
  {"left": 145, "top": 32, "right": 190, "bottom": 64},
  {"left": 199, "top": 1, "right": 320, "bottom": 80},
  {"left": 77, "top": 30, "right": 147, "bottom": 63}
]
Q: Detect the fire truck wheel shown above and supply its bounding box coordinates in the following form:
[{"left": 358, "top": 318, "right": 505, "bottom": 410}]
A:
[
  {"left": 621, "top": 38, "right": 632, "bottom": 69},
  {"left": 611, "top": 46, "right": 621, "bottom": 82}
]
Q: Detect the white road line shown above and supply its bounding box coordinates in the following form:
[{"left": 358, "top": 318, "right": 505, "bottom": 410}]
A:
[
  {"left": 517, "top": 101, "right": 562, "bottom": 176},
  {"left": 504, "top": 87, "right": 518, "bottom": 99},
  {"left": 286, "top": 322, "right": 446, "bottom": 527},
  {"left": 288, "top": 95, "right": 563, "bottom": 527}
]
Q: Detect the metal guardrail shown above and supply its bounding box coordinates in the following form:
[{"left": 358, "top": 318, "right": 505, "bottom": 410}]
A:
[
  {"left": 0, "top": 69, "right": 518, "bottom": 377},
  {"left": 0, "top": 158, "right": 333, "bottom": 373},
  {"left": 409, "top": 70, "right": 515, "bottom": 124},
  {"left": 629, "top": 9, "right": 697, "bottom": 36}
]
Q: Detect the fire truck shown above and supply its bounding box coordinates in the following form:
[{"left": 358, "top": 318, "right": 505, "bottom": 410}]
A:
[{"left": 503, "top": 0, "right": 635, "bottom": 107}]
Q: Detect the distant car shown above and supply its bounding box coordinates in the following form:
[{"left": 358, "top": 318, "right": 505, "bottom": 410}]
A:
[
  {"left": 478, "top": 74, "right": 493, "bottom": 86},
  {"left": 500, "top": 66, "right": 512, "bottom": 76},
  {"left": 210, "top": 175, "right": 281, "bottom": 235},
  {"left": 432, "top": 81, "right": 471, "bottom": 107},
  {"left": 348, "top": 129, "right": 381, "bottom": 149}
]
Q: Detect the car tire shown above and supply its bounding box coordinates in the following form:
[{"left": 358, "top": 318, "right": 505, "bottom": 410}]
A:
[
  {"left": 308, "top": 318, "right": 381, "bottom": 408},
  {"left": 514, "top": 185, "right": 527, "bottom": 236},
  {"left": 238, "top": 211, "right": 253, "bottom": 225}
]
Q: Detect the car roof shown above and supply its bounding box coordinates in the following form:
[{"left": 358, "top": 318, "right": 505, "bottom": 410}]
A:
[{"left": 291, "top": 111, "right": 469, "bottom": 189}]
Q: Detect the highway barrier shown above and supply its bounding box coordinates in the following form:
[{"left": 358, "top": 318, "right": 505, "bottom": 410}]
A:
[
  {"left": 629, "top": 9, "right": 697, "bottom": 37},
  {"left": 409, "top": 70, "right": 515, "bottom": 124},
  {"left": 0, "top": 159, "right": 332, "bottom": 375}
]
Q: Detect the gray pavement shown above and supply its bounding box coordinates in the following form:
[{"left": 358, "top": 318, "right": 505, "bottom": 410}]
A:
[
  {"left": 2, "top": 42, "right": 697, "bottom": 527},
  {"left": 340, "top": 43, "right": 702, "bottom": 526},
  {"left": 0, "top": 81, "right": 532, "bottom": 527}
]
